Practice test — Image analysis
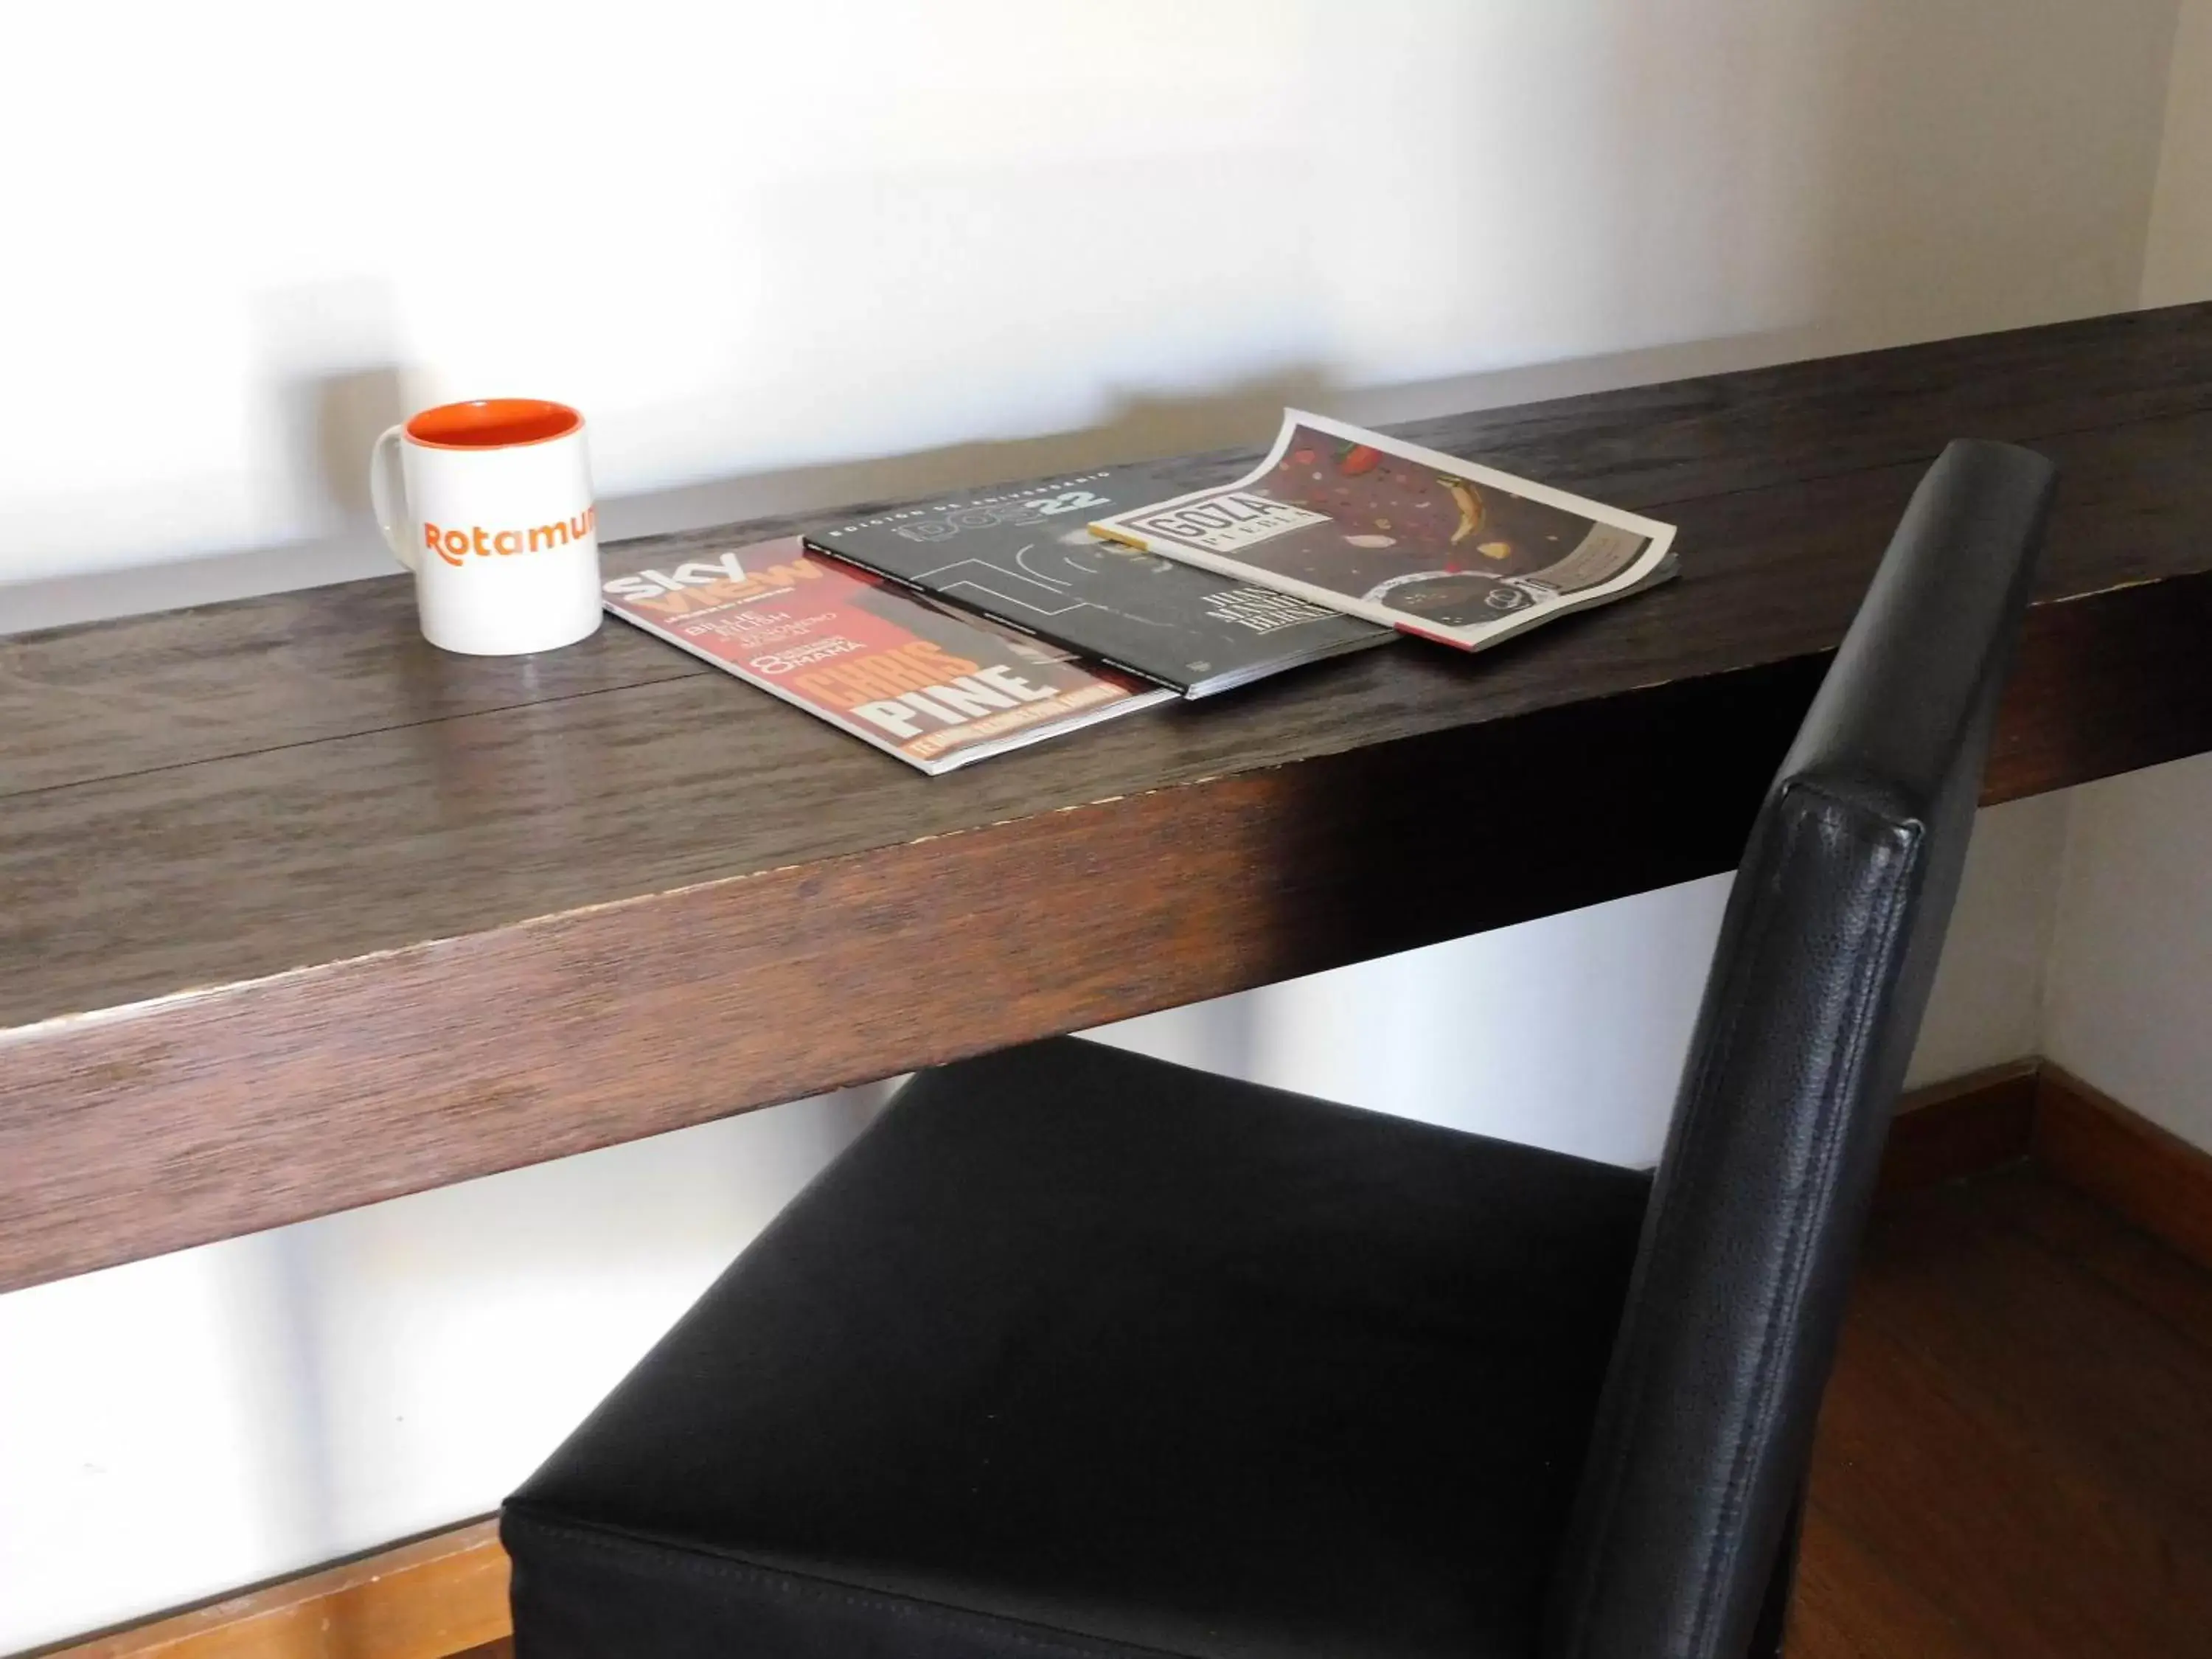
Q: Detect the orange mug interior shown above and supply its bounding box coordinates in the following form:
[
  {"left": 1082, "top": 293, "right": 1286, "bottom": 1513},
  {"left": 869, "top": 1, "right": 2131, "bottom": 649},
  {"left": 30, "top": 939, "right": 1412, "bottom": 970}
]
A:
[{"left": 406, "top": 398, "right": 581, "bottom": 450}]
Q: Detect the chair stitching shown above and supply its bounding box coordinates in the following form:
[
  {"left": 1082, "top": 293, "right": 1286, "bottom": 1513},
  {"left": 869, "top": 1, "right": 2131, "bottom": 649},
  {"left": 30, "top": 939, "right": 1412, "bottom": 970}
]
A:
[
  {"left": 1557, "top": 796, "right": 1808, "bottom": 1658},
  {"left": 1679, "top": 785, "right": 1916, "bottom": 1654}
]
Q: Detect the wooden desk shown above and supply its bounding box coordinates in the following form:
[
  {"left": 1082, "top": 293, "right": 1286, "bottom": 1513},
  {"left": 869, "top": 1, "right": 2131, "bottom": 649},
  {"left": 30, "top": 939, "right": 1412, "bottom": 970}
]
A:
[{"left": 7, "top": 305, "right": 2212, "bottom": 1295}]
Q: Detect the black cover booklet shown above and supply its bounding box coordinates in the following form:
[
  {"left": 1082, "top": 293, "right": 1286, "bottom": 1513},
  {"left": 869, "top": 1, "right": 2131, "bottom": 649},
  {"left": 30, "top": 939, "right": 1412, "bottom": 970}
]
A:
[{"left": 804, "top": 467, "right": 1392, "bottom": 698}]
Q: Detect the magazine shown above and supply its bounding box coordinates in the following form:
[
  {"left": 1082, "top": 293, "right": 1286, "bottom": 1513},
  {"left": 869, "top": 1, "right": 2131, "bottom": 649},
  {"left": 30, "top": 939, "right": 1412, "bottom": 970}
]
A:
[
  {"left": 602, "top": 537, "right": 1174, "bottom": 773},
  {"left": 806, "top": 466, "right": 1391, "bottom": 697},
  {"left": 1088, "top": 411, "right": 1677, "bottom": 652}
]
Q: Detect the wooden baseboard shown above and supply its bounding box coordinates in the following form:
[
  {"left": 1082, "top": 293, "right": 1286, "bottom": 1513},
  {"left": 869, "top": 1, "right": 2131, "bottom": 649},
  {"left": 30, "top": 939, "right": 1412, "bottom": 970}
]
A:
[
  {"left": 38, "top": 1519, "right": 507, "bottom": 1659},
  {"left": 1880, "top": 1060, "right": 2041, "bottom": 1194},
  {"left": 2032, "top": 1062, "right": 2212, "bottom": 1275},
  {"left": 41, "top": 1057, "right": 2211, "bottom": 1659},
  {"left": 1879, "top": 1057, "right": 2212, "bottom": 1270}
]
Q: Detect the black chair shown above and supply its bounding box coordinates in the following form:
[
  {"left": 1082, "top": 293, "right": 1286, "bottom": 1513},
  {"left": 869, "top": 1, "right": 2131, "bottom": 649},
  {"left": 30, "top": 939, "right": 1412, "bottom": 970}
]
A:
[{"left": 503, "top": 439, "right": 2056, "bottom": 1659}]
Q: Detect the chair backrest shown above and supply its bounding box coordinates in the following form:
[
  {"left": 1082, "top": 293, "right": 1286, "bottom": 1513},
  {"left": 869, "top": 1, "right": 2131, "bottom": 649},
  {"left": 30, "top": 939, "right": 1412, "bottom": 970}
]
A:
[{"left": 1545, "top": 440, "right": 2057, "bottom": 1659}]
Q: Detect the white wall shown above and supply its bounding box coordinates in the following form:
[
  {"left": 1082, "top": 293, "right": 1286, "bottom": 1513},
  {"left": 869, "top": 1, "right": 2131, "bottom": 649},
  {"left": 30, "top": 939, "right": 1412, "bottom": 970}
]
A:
[
  {"left": 2036, "top": 0, "right": 2212, "bottom": 1152},
  {"left": 0, "top": 0, "right": 2183, "bottom": 625},
  {"left": 2144, "top": 0, "right": 2212, "bottom": 305},
  {"left": 0, "top": 1, "right": 2186, "bottom": 1647},
  {"left": 2045, "top": 757, "right": 2212, "bottom": 1149}
]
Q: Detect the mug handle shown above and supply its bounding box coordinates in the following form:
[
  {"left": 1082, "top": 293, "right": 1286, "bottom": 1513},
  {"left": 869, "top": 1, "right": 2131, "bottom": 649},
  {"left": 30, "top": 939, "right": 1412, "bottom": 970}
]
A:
[{"left": 368, "top": 424, "right": 419, "bottom": 572}]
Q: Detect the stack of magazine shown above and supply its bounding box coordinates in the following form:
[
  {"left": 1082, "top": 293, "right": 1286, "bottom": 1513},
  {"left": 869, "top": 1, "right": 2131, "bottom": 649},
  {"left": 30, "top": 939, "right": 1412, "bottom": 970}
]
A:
[{"left": 602, "top": 412, "right": 1677, "bottom": 773}]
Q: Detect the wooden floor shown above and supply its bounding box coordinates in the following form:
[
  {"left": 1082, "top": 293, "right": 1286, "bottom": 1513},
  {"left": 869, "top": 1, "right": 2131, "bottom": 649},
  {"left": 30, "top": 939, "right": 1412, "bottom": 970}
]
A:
[{"left": 1792, "top": 1164, "right": 2212, "bottom": 1657}]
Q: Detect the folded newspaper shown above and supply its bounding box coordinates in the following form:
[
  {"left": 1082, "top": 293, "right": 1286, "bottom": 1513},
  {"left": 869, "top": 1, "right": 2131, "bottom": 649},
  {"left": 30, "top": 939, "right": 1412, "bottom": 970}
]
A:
[{"left": 1089, "top": 411, "right": 1676, "bottom": 652}]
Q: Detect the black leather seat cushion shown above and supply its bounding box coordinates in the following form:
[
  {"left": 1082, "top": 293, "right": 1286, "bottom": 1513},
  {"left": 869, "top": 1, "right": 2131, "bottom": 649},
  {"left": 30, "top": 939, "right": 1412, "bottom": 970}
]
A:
[{"left": 506, "top": 1037, "right": 1650, "bottom": 1659}]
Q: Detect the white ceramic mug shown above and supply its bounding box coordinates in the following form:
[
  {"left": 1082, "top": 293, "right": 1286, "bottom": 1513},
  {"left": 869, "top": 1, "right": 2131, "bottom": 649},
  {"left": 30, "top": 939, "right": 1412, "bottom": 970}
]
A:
[{"left": 369, "top": 398, "right": 602, "bottom": 655}]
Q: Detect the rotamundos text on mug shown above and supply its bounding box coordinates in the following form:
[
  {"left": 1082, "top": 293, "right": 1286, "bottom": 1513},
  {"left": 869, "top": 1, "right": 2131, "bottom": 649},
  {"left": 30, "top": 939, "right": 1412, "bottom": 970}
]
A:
[{"left": 424, "top": 506, "right": 597, "bottom": 567}]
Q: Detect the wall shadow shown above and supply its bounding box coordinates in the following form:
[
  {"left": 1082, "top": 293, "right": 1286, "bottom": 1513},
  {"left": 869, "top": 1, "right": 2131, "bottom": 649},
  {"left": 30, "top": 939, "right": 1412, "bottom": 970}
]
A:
[{"left": 0, "top": 330, "right": 1829, "bottom": 636}]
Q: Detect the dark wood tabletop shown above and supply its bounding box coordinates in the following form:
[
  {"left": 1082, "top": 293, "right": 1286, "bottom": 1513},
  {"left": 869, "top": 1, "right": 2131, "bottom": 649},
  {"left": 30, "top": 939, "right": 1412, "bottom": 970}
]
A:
[{"left": 8, "top": 304, "right": 2212, "bottom": 1293}]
